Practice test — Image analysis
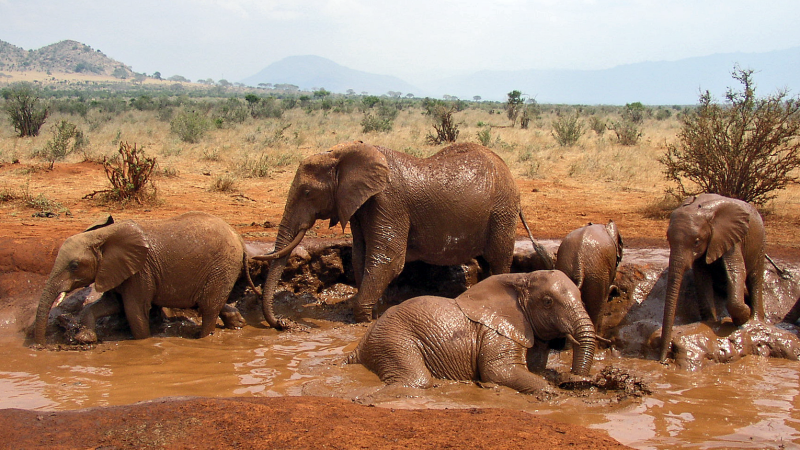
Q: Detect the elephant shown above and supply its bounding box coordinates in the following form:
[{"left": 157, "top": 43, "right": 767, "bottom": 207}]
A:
[
  {"left": 659, "top": 193, "right": 766, "bottom": 362},
  {"left": 34, "top": 212, "right": 256, "bottom": 345},
  {"left": 346, "top": 270, "right": 596, "bottom": 394},
  {"left": 555, "top": 221, "right": 623, "bottom": 335},
  {"left": 256, "top": 141, "right": 553, "bottom": 328}
]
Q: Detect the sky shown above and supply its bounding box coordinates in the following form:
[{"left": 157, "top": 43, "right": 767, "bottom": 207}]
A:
[{"left": 1, "top": 0, "right": 799, "bottom": 85}]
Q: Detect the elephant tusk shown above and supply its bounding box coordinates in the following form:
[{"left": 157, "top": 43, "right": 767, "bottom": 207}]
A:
[
  {"left": 566, "top": 334, "right": 581, "bottom": 347},
  {"left": 595, "top": 335, "right": 612, "bottom": 345},
  {"left": 253, "top": 228, "right": 307, "bottom": 261},
  {"left": 52, "top": 292, "right": 67, "bottom": 309}
]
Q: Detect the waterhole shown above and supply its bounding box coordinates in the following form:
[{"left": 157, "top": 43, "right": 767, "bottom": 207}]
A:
[{"left": 2, "top": 239, "right": 799, "bottom": 449}]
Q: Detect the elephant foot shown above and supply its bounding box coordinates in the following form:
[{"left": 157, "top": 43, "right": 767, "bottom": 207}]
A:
[
  {"left": 557, "top": 373, "right": 593, "bottom": 390},
  {"left": 272, "top": 317, "right": 308, "bottom": 332},
  {"left": 729, "top": 304, "right": 752, "bottom": 326},
  {"left": 220, "top": 305, "right": 246, "bottom": 329},
  {"left": 352, "top": 304, "right": 375, "bottom": 323},
  {"left": 74, "top": 327, "right": 98, "bottom": 344}
]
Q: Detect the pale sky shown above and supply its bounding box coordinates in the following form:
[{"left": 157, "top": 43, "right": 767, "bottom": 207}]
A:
[{"left": 2, "top": 0, "right": 799, "bottom": 84}]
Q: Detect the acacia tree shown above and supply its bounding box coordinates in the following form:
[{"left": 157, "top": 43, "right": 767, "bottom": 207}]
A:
[
  {"left": 2, "top": 83, "right": 49, "bottom": 137},
  {"left": 506, "top": 90, "right": 524, "bottom": 127},
  {"left": 660, "top": 67, "right": 800, "bottom": 205}
]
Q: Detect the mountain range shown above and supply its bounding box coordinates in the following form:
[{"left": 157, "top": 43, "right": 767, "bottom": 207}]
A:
[
  {"left": 1, "top": 38, "right": 798, "bottom": 105},
  {"left": 244, "top": 47, "right": 800, "bottom": 105}
]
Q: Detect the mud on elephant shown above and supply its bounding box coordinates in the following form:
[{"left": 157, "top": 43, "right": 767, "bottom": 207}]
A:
[
  {"left": 659, "top": 193, "right": 766, "bottom": 362},
  {"left": 347, "top": 270, "right": 596, "bottom": 395},
  {"left": 556, "top": 220, "right": 623, "bottom": 336},
  {"left": 34, "top": 212, "right": 256, "bottom": 345},
  {"left": 256, "top": 141, "right": 553, "bottom": 328}
]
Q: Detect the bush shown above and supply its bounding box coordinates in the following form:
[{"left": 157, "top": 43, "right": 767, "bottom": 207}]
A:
[
  {"left": 2, "top": 83, "right": 49, "bottom": 137},
  {"left": 84, "top": 142, "right": 157, "bottom": 203},
  {"left": 39, "top": 120, "right": 87, "bottom": 169},
  {"left": 660, "top": 67, "right": 800, "bottom": 205},
  {"left": 170, "top": 110, "right": 210, "bottom": 143},
  {"left": 425, "top": 101, "right": 460, "bottom": 145},
  {"left": 476, "top": 126, "right": 493, "bottom": 147},
  {"left": 361, "top": 102, "right": 398, "bottom": 134},
  {"left": 589, "top": 116, "right": 606, "bottom": 135},
  {"left": 506, "top": 90, "right": 524, "bottom": 127},
  {"left": 551, "top": 111, "right": 585, "bottom": 147},
  {"left": 609, "top": 119, "right": 641, "bottom": 146}
]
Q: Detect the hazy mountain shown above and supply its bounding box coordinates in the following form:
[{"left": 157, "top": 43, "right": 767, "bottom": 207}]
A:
[
  {"left": 421, "top": 47, "right": 800, "bottom": 104},
  {"left": 241, "top": 55, "right": 420, "bottom": 96},
  {"left": 0, "top": 39, "right": 136, "bottom": 79}
]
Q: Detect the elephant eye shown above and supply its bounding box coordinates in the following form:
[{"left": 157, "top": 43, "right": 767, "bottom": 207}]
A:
[
  {"left": 542, "top": 296, "right": 554, "bottom": 308},
  {"left": 304, "top": 189, "right": 311, "bottom": 197},
  {"left": 68, "top": 260, "right": 80, "bottom": 272}
]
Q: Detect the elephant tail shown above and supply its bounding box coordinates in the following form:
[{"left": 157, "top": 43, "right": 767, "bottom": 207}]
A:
[
  {"left": 243, "top": 252, "right": 262, "bottom": 297},
  {"left": 519, "top": 210, "right": 554, "bottom": 270}
]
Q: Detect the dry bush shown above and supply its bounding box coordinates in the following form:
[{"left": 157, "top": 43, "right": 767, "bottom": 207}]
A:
[{"left": 84, "top": 142, "right": 157, "bottom": 203}]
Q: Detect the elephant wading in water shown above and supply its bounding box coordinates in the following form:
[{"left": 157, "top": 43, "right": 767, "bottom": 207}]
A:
[
  {"left": 659, "top": 193, "right": 766, "bottom": 362},
  {"left": 347, "top": 270, "right": 596, "bottom": 394},
  {"left": 256, "top": 141, "right": 553, "bottom": 327},
  {"left": 555, "top": 221, "right": 623, "bottom": 335},
  {"left": 34, "top": 212, "right": 255, "bottom": 345}
]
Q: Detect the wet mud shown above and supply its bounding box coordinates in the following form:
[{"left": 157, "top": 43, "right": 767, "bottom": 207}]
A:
[{"left": 2, "top": 237, "right": 800, "bottom": 448}]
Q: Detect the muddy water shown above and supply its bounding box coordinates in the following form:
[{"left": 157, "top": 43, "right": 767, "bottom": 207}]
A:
[{"left": 1, "top": 320, "right": 798, "bottom": 449}]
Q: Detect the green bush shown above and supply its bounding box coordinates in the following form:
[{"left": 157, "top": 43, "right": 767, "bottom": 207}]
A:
[
  {"left": 609, "top": 119, "right": 641, "bottom": 146},
  {"left": 39, "top": 120, "right": 87, "bottom": 169},
  {"left": 589, "top": 116, "right": 606, "bottom": 135},
  {"left": 476, "top": 126, "right": 493, "bottom": 147},
  {"left": 660, "top": 67, "right": 800, "bottom": 204},
  {"left": 2, "top": 83, "right": 49, "bottom": 137},
  {"left": 361, "top": 102, "right": 398, "bottom": 133},
  {"left": 170, "top": 110, "right": 210, "bottom": 143},
  {"left": 551, "top": 111, "right": 585, "bottom": 147}
]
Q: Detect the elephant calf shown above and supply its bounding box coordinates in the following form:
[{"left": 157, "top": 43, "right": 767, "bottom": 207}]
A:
[
  {"left": 347, "top": 271, "right": 596, "bottom": 394},
  {"left": 34, "top": 212, "right": 255, "bottom": 345},
  {"left": 556, "top": 221, "right": 623, "bottom": 335}
]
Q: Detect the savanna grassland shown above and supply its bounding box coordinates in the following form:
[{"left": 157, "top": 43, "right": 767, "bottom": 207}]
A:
[{"left": 0, "top": 76, "right": 798, "bottom": 254}]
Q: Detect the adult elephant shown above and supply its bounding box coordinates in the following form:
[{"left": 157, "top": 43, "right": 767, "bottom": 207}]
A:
[
  {"left": 555, "top": 221, "right": 623, "bottom": 334},
  {"left": 659, "top": 193, "right": 766, "bottom": 362},
  {"left": 257, "top": 141, "right": 553, "bottom": 327},
  {"left": 346, "top": 270, "right": 596, "bottom": 394},
  {"left": 34, "top": 212, "right": 254, "bottom": 345}
]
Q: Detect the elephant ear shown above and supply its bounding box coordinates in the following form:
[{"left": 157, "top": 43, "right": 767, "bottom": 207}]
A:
[
  {"left": 84, "top": 215, "right": 114, "bottom": 232},
  {"left": 705, "top": 201, "right": 750, "bottom": 264},
  {"left": 333, "top": 143, "right": 389, "bottom": 227},
  {"left": 94, "top": 221, "right": 150, "bottom": 293},
  {"left": 605, "top": 220, "right": 624, "bottom": 266},
  {"left": 455, "top": 274, "right": 534, "bottom": 348}
]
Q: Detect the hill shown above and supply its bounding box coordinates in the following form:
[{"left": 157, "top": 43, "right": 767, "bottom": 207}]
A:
[
  {"left": 0, "top": 39, "right": 136, "bottom": 79},
  {"left": 240, "top": 55, "right": 420, "bottom": 96}
]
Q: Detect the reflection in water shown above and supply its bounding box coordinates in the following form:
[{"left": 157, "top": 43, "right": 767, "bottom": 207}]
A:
[{"left": 1, "top": 323, "right": 799, "bottom": 449}]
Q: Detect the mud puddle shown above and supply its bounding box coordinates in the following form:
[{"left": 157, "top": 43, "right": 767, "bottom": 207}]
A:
[{"left": 1, "top": 321, "right": 798, "bottom": 449}]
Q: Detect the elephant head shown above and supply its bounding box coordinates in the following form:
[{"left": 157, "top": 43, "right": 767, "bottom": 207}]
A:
[
  {"left": 456, "top": 271, "right": 596, "bottom": 376},
  {"left": 256, "top": 141, "right": 389, "bottom": 329},
  {"left": 34, "top": 216, "right": 149, "bottom": 345},
  {"left": 659, "top": 194, "right": 752, "bottom": 361}
]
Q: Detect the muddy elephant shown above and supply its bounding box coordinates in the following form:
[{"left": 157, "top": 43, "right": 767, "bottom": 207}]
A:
[
  {"left": 34, "top": 212, "right": 255, "bottom": 345},
  {"left": 256, "top": 141, "right": 553, "bottom": 328},
  {"left": 347, "top": 270, "right": 596, "bottom": 394},
  {"left": 659, "top": 193, "right": 766, "bottom": 362},
  {"left": 555, "top": 221, "right": 623, "bottom": 334}
]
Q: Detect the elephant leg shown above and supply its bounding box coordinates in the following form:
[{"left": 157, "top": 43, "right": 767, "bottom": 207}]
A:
[
  {"left": 122, "top": 297, "right": 153, "bottom": 340},
  {"left": 722, "top": 250, "right": 750, "bottom": 326},
  {"left": 526, "top": 340, "right": 550, "bottom": 373},
  {"left": 352, "top": 252, "right": 406, "bottom": 322},
  {"left": 747, "top": 256, "right": 766, "bottom": 321},
  {"left": 481, "top": 336, "right": 551, "bottom": 394},
  {"left": 219, "top": 304, "right": 246, "bottom": 329},
  {"left": 199, "top": 307, "right": 220, "bottom": 338},
  {"left": 692, "top": 261, "right": 718, "bottom": 322},
  {"left": 75, "top": 292, "right": 124, "bottom": 343},
  {"left": 351, "top": 220, "right": 366, "bottom": 288},
  {"left": 483, "top": 216, "right": 515, "bottom": 275}
]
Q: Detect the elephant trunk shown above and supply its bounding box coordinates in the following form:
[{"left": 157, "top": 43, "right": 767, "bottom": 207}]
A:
[
  {"left": 34, "top": 284, "right": 66, "bottom": 345},
  {"left": 569, "top": 318, "right": 597, "bottom": 376},
  {"left": 260, "top": 225, "right": 305, "bottom": 330},
  {"left": 659, "top": 257, "right": 688, "bottom": 362}
]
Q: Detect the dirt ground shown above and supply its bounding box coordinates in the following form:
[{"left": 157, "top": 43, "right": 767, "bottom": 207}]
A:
[{"left": 0, "top": 156, "right": 798, "bottom": 449}]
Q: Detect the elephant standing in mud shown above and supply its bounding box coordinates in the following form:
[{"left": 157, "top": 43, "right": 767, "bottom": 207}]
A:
[
  {"left": 347, "top": 270, "right": 596, "bottom": 394},
  {"left": 256, "top": 141, "right": 553, "bottom": 327},
  {"left": 34, "top": 212, "right": 254, "bottom": 345},
  {"left": 659, "top": 194, "right": 766, "bottom": 362},
  {"left": 556, "top": 221, "right": 623, "bottom": 334}
]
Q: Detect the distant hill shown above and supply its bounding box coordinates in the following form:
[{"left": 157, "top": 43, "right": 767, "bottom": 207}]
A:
[
  {"left": 0, "top": 39, "right": 136, "bottom": 79},
  {"left": 241, "top": 55, "right": 420, "bottom": 96},
  {"left": 420, "top": 47, "right": 800, "bottom": 104}
]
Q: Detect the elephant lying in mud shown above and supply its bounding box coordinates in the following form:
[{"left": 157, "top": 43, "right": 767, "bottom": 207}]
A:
[
  {"left": 347, "top": 271, "right": 596, "bottom": 394},
  {"left": 556, "top": 221, "right": 623, "bottom": 335},
  {"left": 34, "top": 212, "right": 256, "bottom": 345},
  {"left": 256, "top": 140, "right": 553, "bottom": 328}
]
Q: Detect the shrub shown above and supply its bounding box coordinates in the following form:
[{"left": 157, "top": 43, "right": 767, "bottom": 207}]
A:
[
  {"left": 2, "top": 83, "right": 49, "bottom": 137},
  {"left": 476, "top": 126, "right": 493, "bottom": 147},
  {"left": 361, "top": 102, "right": 398, "bottom": 134},
  {"left": 239, "top": 151, "right": 300, "bottom": 178},
  {"left": 519, "top": 103, "right": 539, "bottom": 129},
  {"left": 551, "top": 111, "right": 585, "bottom": 147},
  {"left": 84, "top": 142, "right": 157, "bottom": 203},
  {"left": 425, "top": 101, "right": 460, "bottom": 145},
  {"left": 39, "top": 120, "right": 87, "bottom": 169},
  {"left": 624, "top": 102, "right": 647, "bottom": 124},
  {"left": 210, "top": 174, "right": 237, "bottom": 192},
  {"left": 589, "top": 116, "right": 607, "bottom": 135},
  {"left": 506, "top": 90, "right": 524, "bottom": 127},
  {"left": 660, "top": 67, "right": 800, "bottom": 205},
  {"left": 609, "top": 119, "right": 641, "bottom": 146},
  {"left": 170, "top": 110, "right": 210, "bottom": 143}
]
